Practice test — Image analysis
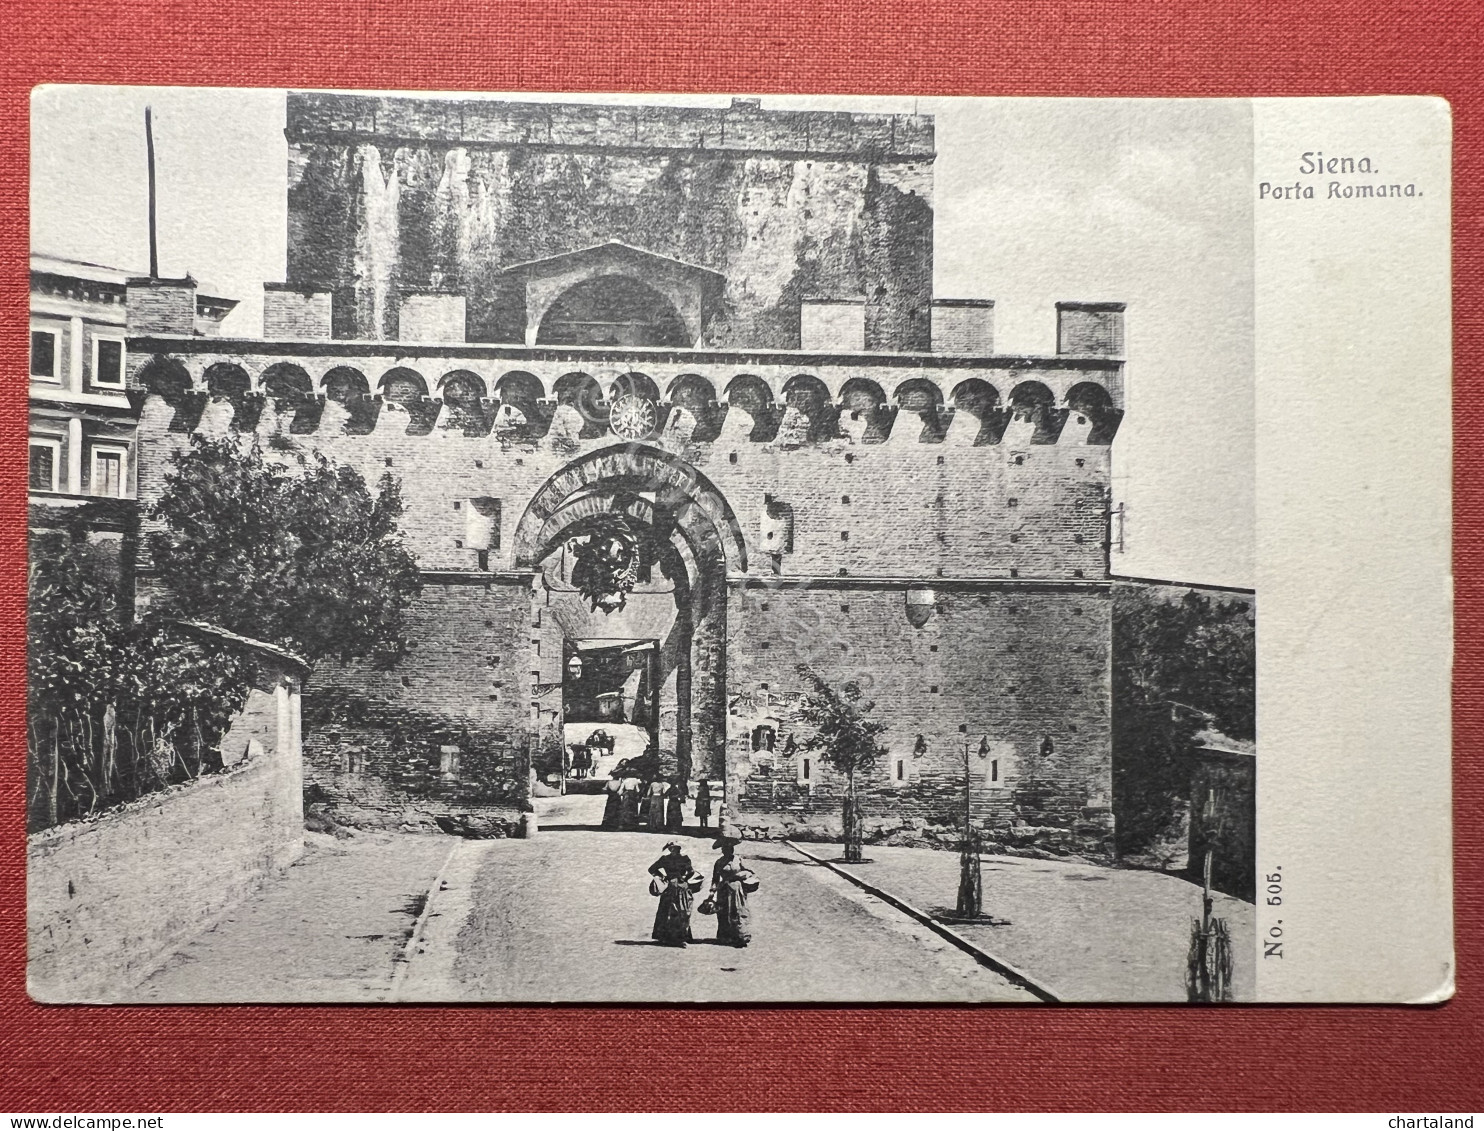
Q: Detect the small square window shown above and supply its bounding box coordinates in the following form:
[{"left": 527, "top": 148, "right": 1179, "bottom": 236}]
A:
[
  {"left": 929, "top": 684, "right": 939, "bottom": 693},
  {"left": 1007, "top": 497, "right": 1019, "bottom": 507},
  {"left": 840, "top": 603, "right": 850, "bottom": 613},
  {"left": 936, "top": 456, "right": 945, "bottom": 466},
  {"left": 929, "top": 644, "right": 938, "bottom": 653},
  {"left": 30, "top": 330, "right": 58, "bottom": 380},
  {"left": 840, "top": 531, "right": 849, "bottom": 542},
  {"left": 455, "top": 538, "right": 464, "bottom": 548},
  {"left": 453, "top": 501, "right": 461, "bottom": 510},
  {"left": 841, "top": 495, "right": 850, "bottom": 504},
  {"left": 29, "top": 440, "right": 59, "bottom": 492},
  {"left": 845, "top": 453, "right": 855, "bottom": 464},
  {"left": 475, "top": 459, "right": 484, "bottom": 468},
  {"left": 93, "top": 338, "right": 125, "bottom": 388},
  {"left": 1074, "top": 533, "right": 1085, "bottom": 544},
  {"left": 90, "top": 446, "right": 127, "bottom": 499},
  {"left": 384, "top": 457, "right": 393, "bottom": 467},
  {"left": 729, "top": 452, "right": 739, "bottom": 464}
]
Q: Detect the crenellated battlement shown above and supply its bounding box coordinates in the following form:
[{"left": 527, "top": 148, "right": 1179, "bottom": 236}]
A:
[
  {"left": 286, "top": 92, "right": 936, "bottom": 161},
  {"left": 125, "top": 337, "right": 1124, "bottom": 450}
]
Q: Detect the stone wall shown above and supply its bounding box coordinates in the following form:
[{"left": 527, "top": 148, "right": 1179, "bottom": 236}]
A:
[
  {"left": 284, "top": 93, "right": 934, "bottom": 351},
  {"left": 125, "top": 278, "right": 197, "bottom": 336},
  {"left": 131, "top": 391, "right": 1111, "bottom": 581},
  {"left": 724, "top": 583, "right": 1114, "bottom": 857},
  {"left": 263, "top": 286, "right": 332, "bottom": 339},
  {"left": 27, "top": 707, "right": 303, "bottom": 1002},
  {"left": 301, "top": 580, "right": 533, "bottom": 831},
  {"left": 129, "top": 376, "right": 1117, "bottom": 852}
]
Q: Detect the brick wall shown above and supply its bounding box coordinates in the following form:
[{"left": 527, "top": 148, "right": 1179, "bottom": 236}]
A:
[
  {"left": 284, "top": 93, "right": 934, "bottom": 350},
  {"left": 399, "top": 294, "right": 466, "bottom": 343},
  {"left": 932, "top": 301, "right": 995, "bottom": 354},
  {"left": 128, "top": 356, "right": 1117, "bottom": 853},
  {"left": 132, "top": 398, "right": 1110, "bottom": 581},
  {"left": 125, "top": 279, "right": 196, "bottom": 336},
  {"left": 263, "top": 287, "right": 332, "bottom": 339},
  {"left": 27, "top": 725, "right": 303, "bottom": 1002},
  {"left": 724, "top": 583, "right": 1113, "bottom": 856},
  {"left": 801, "top": 301, "right": 867, "bottom": 351},
  {"left": 301, "top": 580, "right": 534, "bottom": 830}
]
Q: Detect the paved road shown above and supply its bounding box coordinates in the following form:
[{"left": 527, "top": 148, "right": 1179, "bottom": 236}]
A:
[
  {"left": 830, "top": 843, "right": 1256, "bottom": 1002},
  {"left": 131, "top": 832, "right": 450, "bottom": 1003},
  {"left": 397, "top": 793, "right": 1033, "bottom": 1003}
]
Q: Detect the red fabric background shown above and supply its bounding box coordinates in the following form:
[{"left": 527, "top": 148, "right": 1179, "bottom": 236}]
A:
[{"left": 1, "top": 0, "right": 1480, "bottom": 1112}]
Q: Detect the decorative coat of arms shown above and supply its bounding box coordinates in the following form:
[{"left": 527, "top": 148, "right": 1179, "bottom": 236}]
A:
[
  {"left": 608, "top": 393, "right": 658, "bottom": 440},
  {"left": 568, "top": 522, "right": 641, "bottom": 612}
]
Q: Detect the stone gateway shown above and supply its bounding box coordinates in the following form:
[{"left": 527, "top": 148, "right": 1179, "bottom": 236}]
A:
[{"left": 127, "top": 92, "right": 1126, "bottom": 856}]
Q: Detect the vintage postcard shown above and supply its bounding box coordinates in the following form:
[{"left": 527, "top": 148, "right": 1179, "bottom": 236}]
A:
[{"left": 24, "top": 88, "right": 1451, "bottom": 1003}]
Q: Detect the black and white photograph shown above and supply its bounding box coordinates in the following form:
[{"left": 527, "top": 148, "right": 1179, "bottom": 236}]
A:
[{"left": 30, "top": 85, "right": 1377, "bottom": 1005}]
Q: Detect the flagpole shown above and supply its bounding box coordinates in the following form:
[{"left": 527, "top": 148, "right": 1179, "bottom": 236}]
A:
[{"left": 145, "top": 105, "right": 159, "bottom": 279}]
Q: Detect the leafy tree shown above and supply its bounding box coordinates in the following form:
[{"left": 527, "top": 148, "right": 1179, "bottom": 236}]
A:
[
  {"left": 795, "top": 664, "right": 889, "bottom": 863},
  {"left": 28, "top": 537, "right": 251, "bottom": 830},
  {"left": 1113, "top": 586, "right": 1255, "bottom": 858},
  {"left": 148, "top": 436, "right": 422, "bottom": 666}
]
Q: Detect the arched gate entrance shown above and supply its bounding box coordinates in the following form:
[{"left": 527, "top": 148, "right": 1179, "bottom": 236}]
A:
[{"left": 513, "top": 446, "right": 745, "bottom": 802}]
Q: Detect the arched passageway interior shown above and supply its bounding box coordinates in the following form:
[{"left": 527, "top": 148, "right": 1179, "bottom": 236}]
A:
[
  {"left": 517, "top": 448, "right": 745, "bottom": 814},
  {"left": 535, "top": 275, "right": 692, "bottom": 347}
]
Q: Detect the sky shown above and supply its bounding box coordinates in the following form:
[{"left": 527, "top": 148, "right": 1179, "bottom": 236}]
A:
[{"left": 30, "top": 87, "right": 1255, "bottom": 589}]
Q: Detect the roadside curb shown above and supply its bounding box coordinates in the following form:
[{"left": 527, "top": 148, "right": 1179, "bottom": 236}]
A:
[
  {"left": 388, "top": 838, "right": 463, "bottom": 1001},
  {"left": 783, "top": 839, "right": 1062, "bottom": 1003}
]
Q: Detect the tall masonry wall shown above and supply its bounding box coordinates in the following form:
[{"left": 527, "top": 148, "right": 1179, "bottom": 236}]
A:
[
  {"left": 284, "top": 92, "right": 935, "bottom": 351},
  {"left": 128, "top": 342, "right": 1118, "bottom": 852},
  {"left": 726, "top": 584, "right": 1112, "bottom": 853},
  {"left": 28, "top": 675, "right": 303, "bottom": 1002}
]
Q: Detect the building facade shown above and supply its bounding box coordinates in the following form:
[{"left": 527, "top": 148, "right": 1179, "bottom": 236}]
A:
[
  {"left": 29, "top": 254, "right": 236, "bottom": 577},
  {"left": 126, "top": 93, "right": 1126, "bottom": 853}
]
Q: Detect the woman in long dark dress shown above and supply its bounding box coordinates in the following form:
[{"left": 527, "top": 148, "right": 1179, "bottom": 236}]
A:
[
  {"left": 619, "top": 770, "right": 643, "bottom": 829},
  {"left": 601, "top": 766, "right": 624, "bottom": 829},
  {"left": 694, "top": 779, "right": 713, "bottom": 828},
  {"left": 648, "top": 841, "right": 700, "bottom": 947},
  {"left": 665, "top": 780, "right": 686, "bottom": 832},
  {"left": 709, "top": 831, "right": 756, "bottom": 948}
]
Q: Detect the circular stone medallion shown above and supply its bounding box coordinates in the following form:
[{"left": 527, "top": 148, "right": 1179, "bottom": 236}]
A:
[{"left": 609, "top": 393, "right": 658, "bottom": 440}]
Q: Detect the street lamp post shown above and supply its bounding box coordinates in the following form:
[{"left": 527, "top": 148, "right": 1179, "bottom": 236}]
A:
[
  {"left": 956, "top": 733, "right": 983, "bottom": 918},
  {"left": 562, "top": 652, "right": 584, "bottom": 798}
]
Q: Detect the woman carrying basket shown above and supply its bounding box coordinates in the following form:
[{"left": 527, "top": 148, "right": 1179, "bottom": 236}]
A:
[
  {"left": 647, "top": 841, "right": 702, "bottom": 947},
  {"left": 705, "top": 826, "right": 758, "bottom": 949}
]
